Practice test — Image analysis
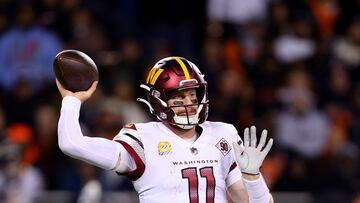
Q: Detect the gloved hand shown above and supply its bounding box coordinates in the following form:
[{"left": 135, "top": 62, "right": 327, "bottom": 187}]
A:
[{"left": 233, "top": 126, "right": 273, "bottom": 175}]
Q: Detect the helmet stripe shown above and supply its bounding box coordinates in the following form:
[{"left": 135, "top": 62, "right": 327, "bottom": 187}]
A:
[{"left": 175, "top": 57, "right": 190, "bottom": 80}]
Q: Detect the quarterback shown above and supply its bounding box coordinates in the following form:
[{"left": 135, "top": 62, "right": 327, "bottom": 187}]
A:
[{"left": 56, "top": 57, "right": 274, "bottom": 203}]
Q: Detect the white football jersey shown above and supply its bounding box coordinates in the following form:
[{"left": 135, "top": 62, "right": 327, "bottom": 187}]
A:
[{"left": 113, "top": 121, "right": 243, "bottom": 203}]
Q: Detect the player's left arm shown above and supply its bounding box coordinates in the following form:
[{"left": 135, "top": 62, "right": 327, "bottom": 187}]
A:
[
  {"left": 228, "top": 179, "right": 274, "bottom": 203},
  {"left": 231, "top": 126, "right": 274, "bottom": 203},
  {"left": 227, "top": 179, "right": 249, "bottom": 203}
]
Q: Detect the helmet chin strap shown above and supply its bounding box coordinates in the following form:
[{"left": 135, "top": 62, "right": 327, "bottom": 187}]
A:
[
  {"left": 172, "top": 104, "right": 203, "bottom": 129},
  {"left": 175, "top": 124, "right": 194, "bottom": 130},
  {"left": 173, "top": 115, "right": 197, "bottom": 129}
]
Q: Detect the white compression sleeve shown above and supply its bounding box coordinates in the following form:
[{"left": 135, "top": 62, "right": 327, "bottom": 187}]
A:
[
  {"left": 58, "top": 96, "right": 122, "bottom": 170},
  {"left": 242, "top": 174, "right": 270, "bottom": 203}
]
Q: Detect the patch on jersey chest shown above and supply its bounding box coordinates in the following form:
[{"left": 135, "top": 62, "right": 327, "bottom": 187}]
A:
[
  {"left": 158, "top": 141, "right": 172, "bottom": 155},
  {"left": 190, "top": 147, "right": 198, "bottom": 155},
  {"left": 216, "top": 138, "right": 231, "bottom": 156}
]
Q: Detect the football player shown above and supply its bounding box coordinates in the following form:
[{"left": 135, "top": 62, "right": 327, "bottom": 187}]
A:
[{"left": 56, "top": 57, "right": 274, "bottom": 203}]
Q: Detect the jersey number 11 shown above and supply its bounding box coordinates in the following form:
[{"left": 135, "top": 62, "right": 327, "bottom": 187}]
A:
[{"left": 181, "top": 167, "right": 215, "bottom": 203}]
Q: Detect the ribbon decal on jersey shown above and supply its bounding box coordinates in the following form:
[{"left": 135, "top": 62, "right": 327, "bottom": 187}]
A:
[
  {"left": 216, "top": 138, "right": 231, "bottom": 156},
  {"left": 158, "top": 141, "right": 172, "bottom": 155}
]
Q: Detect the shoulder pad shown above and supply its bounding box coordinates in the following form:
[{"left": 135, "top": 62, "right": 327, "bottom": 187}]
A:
[
  {"left": 123, "top": 123, "right": 137, "bottom": 130},
  {"left": 221, "top": 123, "right": 238, "bottom": 135},
  {"left": 211, "top": 122, "right": 238, "bottom": 135},
  {"left": 113, "top": 123, "right": 139, "bottom": 141},
  {"left": 113, "top": 123, "right": 145, "bottom": 180}
]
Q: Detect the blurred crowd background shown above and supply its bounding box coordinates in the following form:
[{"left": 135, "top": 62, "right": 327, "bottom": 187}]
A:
[{"left": 0, "top": 0, "right": 359, "bottom": 202}]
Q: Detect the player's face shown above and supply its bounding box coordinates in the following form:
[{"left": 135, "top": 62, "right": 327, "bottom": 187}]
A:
[{"left": 167, "top": 88, "right": 198, "bottom": 116}]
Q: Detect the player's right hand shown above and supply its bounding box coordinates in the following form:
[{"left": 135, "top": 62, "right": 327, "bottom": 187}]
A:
[{"left": 56, "top": 79, "right": 98, "bottom": 103}]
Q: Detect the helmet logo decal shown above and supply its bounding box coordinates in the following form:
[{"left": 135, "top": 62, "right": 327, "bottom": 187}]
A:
[
  {"left": 160, "top": 112, "right": 167, "bottom": 119},
  {"left": 151, "top": 89, "right": 161, "bottom": 98},
  {"left": 146, "top": 68, "right": 164, "bottom": 85},
  {"left": 175, "top": 57, "right": 191, "bottom": 80}
]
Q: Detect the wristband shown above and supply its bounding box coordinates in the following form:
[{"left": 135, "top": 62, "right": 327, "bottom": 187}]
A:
[{"left": 242, "top": 174, "right": 270, "bottom": 203}]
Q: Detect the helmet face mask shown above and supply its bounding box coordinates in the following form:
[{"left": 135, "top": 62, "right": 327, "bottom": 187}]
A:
[
  {"left": 138, "top": 57, "right": 209, "bottom": 129},
  {"left": 166, "top": 86, "right": 207, "bottom": 129}
]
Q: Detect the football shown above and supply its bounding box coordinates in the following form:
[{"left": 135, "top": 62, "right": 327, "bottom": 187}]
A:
[{"left": 53, "top": 50, "right": 99, "bottom": 92}]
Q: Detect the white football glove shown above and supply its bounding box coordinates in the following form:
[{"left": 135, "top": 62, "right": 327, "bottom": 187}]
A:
[{"left": 233, "top": 126, "right": 273, "bottom": 175}]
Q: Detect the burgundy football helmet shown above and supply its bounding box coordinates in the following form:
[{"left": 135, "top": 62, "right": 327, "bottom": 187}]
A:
[{"left": 137, "top": 57, "right": 209, "bottom": 129}]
